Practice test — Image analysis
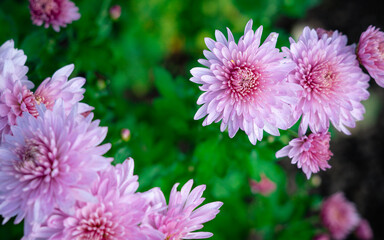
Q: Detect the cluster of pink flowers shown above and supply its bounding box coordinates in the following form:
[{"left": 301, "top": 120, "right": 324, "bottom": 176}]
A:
[
  {"left": 320, "top": 192, "right": 373, "bottom": 240},
  {"left": 191, "top": 20, "right": 384, "bottom": 179},
  {"left": 0, "top": 40, "right": 222, "bottom": 239}
]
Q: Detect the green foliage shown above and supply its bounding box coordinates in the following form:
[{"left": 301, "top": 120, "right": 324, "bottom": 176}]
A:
[{"left": 0, "top": 0, "right": 323, "bottom": 239}]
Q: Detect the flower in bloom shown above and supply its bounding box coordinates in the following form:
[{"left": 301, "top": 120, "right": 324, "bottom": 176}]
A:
[
  {"left": 284, "top": 27, "right": 370, "bottom": 135},
  {"left": 355, "top": 219, "right": 373, "bottom": 240},
  {"left": 321, "top": 192, "right": 360, "bottom": 240},
  {"left": 357, "top": 26, "right": 384, "bottom": 87},
  {"left": 190, "top": 19, "right": 300, "bottom": 144},
  {"left": 34, "top": 64, "right": 93, "bottom": 115},
  {"left": 0, "top": 100, "right": 112, "bottom": 225},
  {"left": 276, "top": 131, "right": 333, "bottom": 179},
  {"left": 249, "top": 174, "right": 276, "bottom": 196},
  {"left": 143, "top": 180, "right": 223, "bottom": 240},
  {"left": 0, "top": 40, "right": 33, "bottom": 89},
  {"left": 29, "top": 0, "right": 80, "bottom": 32},
  {"left": 0, "top": 78, "right": 38, "bottom": 139},
  {"left": 31, "top": 158, "right": 149, "bottom": 240}
]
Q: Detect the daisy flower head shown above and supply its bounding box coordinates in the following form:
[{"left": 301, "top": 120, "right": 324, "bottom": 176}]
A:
[
  {"left": 0, "top": 100, "right": 112, "bottom": 225},
  {"left": 0, "top": 40, "right": 33, "bottom": 90},
  {"left": 32, "top": 158, "right": 148, "bottom": 240},
  {"left": 284, "top": 27, "right": 370, "bottom": 135},
  {"left": 276, "top": 131, "right": 333, "bottom": 179},
  {"left": 29, "top": 0, "right": 80, "bottom": 32},
  {"left": 321, "top": 192, "right": 360, "bottom": 240},
  {"left": 190, "top": 19, "right": 301, "bottom": 145},
  {"left": 357, "top": 25, "right": 384, "bottom": 87},
  {"left": 143, "top": 180, "right": 223, "bottom": 240}
]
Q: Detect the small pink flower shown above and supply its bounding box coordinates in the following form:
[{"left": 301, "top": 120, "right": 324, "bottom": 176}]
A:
[
  {"left": 32, "top": 159, "right": 148, "bottom": 240},
  {"left": 357, "top": 25, "right": 384, "bottom": 87},
  {"left": 34, "top": 64, "right": 94, "bottom": 115},
  {"left": 276, "top": 131, "right": 333, "bottom": 179},
  {"left": 0, "top": 100, "right": 112, "bottom": 225},
  {"left": 143, "top": 180, "right": 223, "bottom": 240},
  {"left": 355, "top": 219, "right": 373, "bottom": 240},
  {"left": 190, "top": 19, "right": 300, "bottom": 144},
  {"left": 284, "top": 27, "right": 370, "bottom": 135},
  {"left": 321, "top": 192, "right": 360, "bottom": 240},
  {"left": 249, "top": 174, "right": 276, "bottom": 196},
  {"left": 29, "top": 0, "right": 80, "bottom": 32},
  {"left": 109, "top": 5, "right": 121, "bottom": 20},
  {"left": 121, "top": 128, "right": 131, "bottom": 141}
]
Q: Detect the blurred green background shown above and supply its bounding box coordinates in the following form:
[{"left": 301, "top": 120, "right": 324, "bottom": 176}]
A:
[{"left": 1, "top": 0, "right": 382, "bottom": 239}]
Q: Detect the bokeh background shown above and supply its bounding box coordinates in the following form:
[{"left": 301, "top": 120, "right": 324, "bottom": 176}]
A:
[{"left": 0, "top": 0, "right": 383, "bottom": 239}]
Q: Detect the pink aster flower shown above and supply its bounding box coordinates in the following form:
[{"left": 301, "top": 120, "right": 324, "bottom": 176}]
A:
[
  {"left": 284, "top": 27, "right": 370, "bottom": 135},
  {"left": 0, "top": 40, "right": 33, "bottom": 89},
  {"left": 357, "top": 25, "right": 384, "bottom": 87},
  {"left": 143, "top": 180, "right": 223, "bottom": 240},
  {"left": 0, "top": 77, "right": 38, "bottom": 139},
  {"left": 276, "top": 131, "right": 333, "bottom": 179},
  {"left": 190, "top": 19, "right": 300, "bottom": 144},
  {"left": 0, "top": 100, "right": 112, "bottom": 226},
  {"left": 249, "top": 174, "right": 276, "bottom": 196},
  {"left": 355, "top": 219, "right": 373, "bottom": 240},
  {"left": 34, "top": 64, "right": 93, "bottom": 115},
  {"left": 31, "top": 158, "right": 148, "bottom": 240},
  {"left": 321, "top": 192, "right": 360, "bottom": 240},
  {"left": 29, "top": 0, "right": 80, "bottom": 32}
]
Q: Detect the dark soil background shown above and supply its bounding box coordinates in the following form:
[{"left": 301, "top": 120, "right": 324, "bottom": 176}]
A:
[{"left": 284, "top": 0, "right": 384, "bottom": 239}]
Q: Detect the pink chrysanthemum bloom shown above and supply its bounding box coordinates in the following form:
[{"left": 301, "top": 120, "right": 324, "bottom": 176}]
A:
[
  {"left": 31, "top": 158, "right": 149, "bottom": 240},
  {"left": 321, "top": 192, "right": 360, "bottom": 240},
  {"left": 249, "top": 174, "right": 276, "bottom": 196},
  {"left": 143, "top": 180, "right": 223, "bottom": 240},
  {"left": 29, "top": 0, "right": 80, "bottom": 32},
  {"left": 276, "top": 131, "right": 333, "bottom": 179},
  {"left": 284, "top": 27, "right": 370, "bottom": 135},
  {"left": 357, "top": 26, "right": 384, "bottom": 87},
  {"left": 0, "top": 100, "right": 112, "bottom": 226},
  {"left": 34, "top": 64, "right": 93, "bottom": 115},
  {"left": 190, "top": 20, "right": 300, "bottom": 144},
  {"left": 0, "top": 40, "right": 33, "bottom": 89},
  {"left": 0, "top": 77, "right": 38, "bottom": 139},
  {"left": 355, "top": 219, "right": 373, "bottom": 240}
]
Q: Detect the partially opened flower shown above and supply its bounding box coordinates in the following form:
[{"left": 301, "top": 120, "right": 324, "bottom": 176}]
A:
[
  {"left": 357, "top": 25, "right": 384, "bottom": 87},
  {"left": 284, "top": 27, "right": 370, "bottom": 135},
  {"left": 32, "top": 159, "right": 148, "bottom": 240},
  {"left": 0, "top": 40, "right": 33, "bottom": 89},
  {"left": 34, "top": 64, "right": 94, "bottom": 115},
  {"left": 29, "top": 0, "right": 80, "bottom": 32},
  {"left": 321, "top": 192, "right": 360, "bottom": 240},
  {"left": 143, "top": 180, "right": 223, "bottom": 240},
  {"left": 0, "top": 100, "right": 112, "bottom": 225},
  {"left": 190, "top": 19, "right": 300, "bottom": 144},
  {"left": 276, "top": 131, "right": 332, "bottom": 179}
]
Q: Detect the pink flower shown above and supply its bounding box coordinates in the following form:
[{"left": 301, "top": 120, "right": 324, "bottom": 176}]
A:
[
  {"left": 249, "top": 174, "right": 276, "bottom": 196},
  {"left": 357, "top": 25, "right": 384, "bottom": 87},
  {"left": 355, "top": 219, "right": 373, "bottom": 240},
  {"left": 0, "top": 78, "right": 38, "bottom": 139},
  {"left": 0, "top": 40, "right": 33, "bottom": 90},
  {"left": 0, "top": 100, "right": 112, "bottom": 225},
  {"left": 190, "top": 19, "right": 300, "bottom": 144},
  {"left": 34, "top": 64, "right": 93, "bottom": 115},
  {"left": 321, "top": 192, "right": 360, "bottom": 240},
  {"left": 284, "top": 27, "right": 370, "bottom": 135},
  {"left": 31, "top": 159, "right": 148, "bottom": 240},
  {"left": 276, "top": 131, "right": 333, "bottom": 179},
  {"left": 29, "top": 0, "right": 80, "bottom": 32},
  {"left": 143, "top": 180, "right": 223, "bottom": 240},
  {"left": 109, "top": 5, "right": 122, "bottom": 20}
]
